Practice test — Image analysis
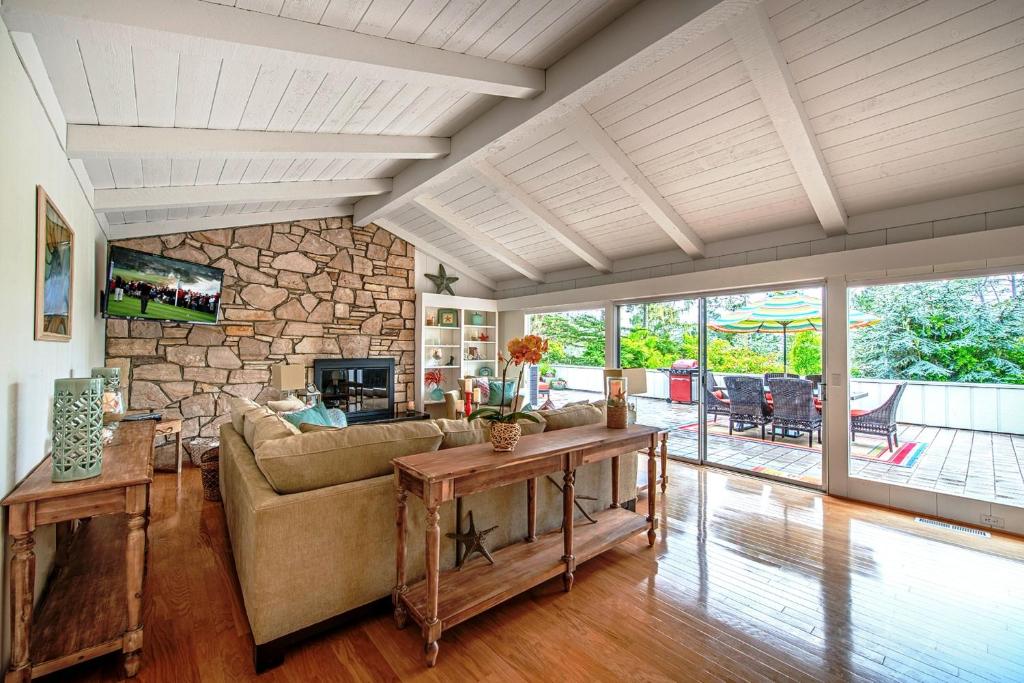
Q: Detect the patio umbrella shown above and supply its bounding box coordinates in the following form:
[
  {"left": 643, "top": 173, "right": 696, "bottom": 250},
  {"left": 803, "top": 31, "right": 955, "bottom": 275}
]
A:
[{"left": 708, "top": 292, "right": 879, "bottom": 373}]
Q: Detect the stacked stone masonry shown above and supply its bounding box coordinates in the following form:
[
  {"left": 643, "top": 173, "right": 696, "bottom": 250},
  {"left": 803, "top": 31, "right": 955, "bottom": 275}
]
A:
[{"left": 106, "top": 217, "right": 416, "bottom": 460}]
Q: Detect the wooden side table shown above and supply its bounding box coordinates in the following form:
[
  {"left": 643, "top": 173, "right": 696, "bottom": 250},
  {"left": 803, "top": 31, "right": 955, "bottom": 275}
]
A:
[
  {"left": 1, "top": 420, "right": 155, "bottom": 681},
  {"left": 154, "top": 418, "right": 183, "bottom": 486}
]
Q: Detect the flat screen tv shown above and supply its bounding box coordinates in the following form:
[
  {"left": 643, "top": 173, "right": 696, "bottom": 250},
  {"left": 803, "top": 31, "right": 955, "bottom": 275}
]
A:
[{"left": 103, "top": 245, "right": 224, "bottom": 325}]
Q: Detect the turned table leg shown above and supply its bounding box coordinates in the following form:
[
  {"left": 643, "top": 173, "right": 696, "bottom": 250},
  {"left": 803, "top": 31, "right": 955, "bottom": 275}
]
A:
[
  {"left": 647, "top": 440, "right": 657, "bottom": 546},
  {"left": 175, "top": 431, "right": 183, "bottom": 489},
  {"left": 393, "top": 488, "right": 408, "bottom": 629},
  {"left": 660, "top": 432, "right": 668, "bottom": 492},
  {"left": 123, "top": 486, "right": 147, "bottom": 677},
  {"left": 610, "top": 455, "right": 620, "bottom": 509},
  {"left": 424, "top": 505, "right": 441, "bottom": 667},
  {"left": 7, "top": 504, "right": 34, "bottom": 683},
  {"left": 562, "top": 468, "right": 575, "bottom": 592},
  {"left": 526, "top": 478, "right": 537, "bottom": 542}
]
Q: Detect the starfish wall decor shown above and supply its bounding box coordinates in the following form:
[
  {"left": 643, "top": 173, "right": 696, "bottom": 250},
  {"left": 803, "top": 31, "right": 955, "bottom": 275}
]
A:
[
  {"left": 425, "top": 264, "right": 459, "bottom": 295},
  {"left": 446, "top": 510, "right": 498, "bottom": 568}
]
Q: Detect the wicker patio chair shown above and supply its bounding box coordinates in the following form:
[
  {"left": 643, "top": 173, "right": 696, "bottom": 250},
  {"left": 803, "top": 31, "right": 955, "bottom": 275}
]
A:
[
  {"left": 804, "top": 374, "right": 823, "bottom": 392},
  {"left": 850, "top": 382, "right": 908, "bottom": 453},
  {"left": 724, "top": 376, "right": 773, "bottom": 439},
  {"left": 767, "top": 377, "right": 821, "bottom": 447},
  {"left": 704, "top": 371, "right": 731, "bottom": 423},
  {"left": 764, "top": 372, "right": 799, "bottom": 383}
]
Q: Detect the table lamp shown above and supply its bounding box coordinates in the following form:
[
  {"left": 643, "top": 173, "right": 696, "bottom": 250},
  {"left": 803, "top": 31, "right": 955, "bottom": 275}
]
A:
[{"left": 271, "top": 364, "right": 306, "bottom": 399}]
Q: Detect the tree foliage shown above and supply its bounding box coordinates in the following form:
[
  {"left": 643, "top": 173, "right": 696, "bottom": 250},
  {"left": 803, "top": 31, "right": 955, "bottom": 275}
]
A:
[{"left": 850, "top": 275, "right": 1024, "bottom": 384}]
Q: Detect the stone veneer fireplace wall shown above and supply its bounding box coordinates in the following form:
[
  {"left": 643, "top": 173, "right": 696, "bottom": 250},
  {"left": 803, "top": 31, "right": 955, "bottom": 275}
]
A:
[{"left": 105, "top": 216, "right": 416, "bottom": 449}]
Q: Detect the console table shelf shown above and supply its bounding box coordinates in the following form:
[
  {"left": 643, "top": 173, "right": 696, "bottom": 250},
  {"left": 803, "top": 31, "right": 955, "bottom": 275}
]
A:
[{"left": 401, "top": 507, "right": 647, "bottom": 632}]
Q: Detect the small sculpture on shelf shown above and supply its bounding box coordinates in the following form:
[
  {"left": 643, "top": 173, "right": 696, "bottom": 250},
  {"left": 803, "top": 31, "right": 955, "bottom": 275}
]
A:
[
  {"left": 479, "top": 332, "right": 489, "bottom": 342},
  {"left": 446, "top": 510, "right": 498, "bottom": 568},
  {"left": 425, "top": 264, "right": 458, "bottom": 295},
  {"left": 430, "top": 348, "right": 444, "bottom": 366}
]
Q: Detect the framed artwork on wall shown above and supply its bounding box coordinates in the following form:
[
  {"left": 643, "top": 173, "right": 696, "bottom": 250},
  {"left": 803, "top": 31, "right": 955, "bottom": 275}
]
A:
[{"left": 35, "top": 186, "right": 75, "bottom": 342}]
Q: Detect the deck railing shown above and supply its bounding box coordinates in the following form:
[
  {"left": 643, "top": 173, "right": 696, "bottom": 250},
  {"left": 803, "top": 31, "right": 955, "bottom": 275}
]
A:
[{"left": 547, "top": 365, "right": 1024, "bottom": 435}]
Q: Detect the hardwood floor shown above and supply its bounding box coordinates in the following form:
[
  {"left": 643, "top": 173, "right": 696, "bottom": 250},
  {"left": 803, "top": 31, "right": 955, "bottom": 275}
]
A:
[{"left": 44, "top": 461, "right": 1024, "bottom": 682}]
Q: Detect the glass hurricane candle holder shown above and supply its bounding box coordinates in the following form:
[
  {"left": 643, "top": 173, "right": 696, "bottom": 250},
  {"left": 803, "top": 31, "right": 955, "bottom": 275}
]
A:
[
  {"left": 606, "top": 375, "right": 628, "bottom": 429},
  {"left": 52, "top": 377, "right": 105, "bottom": 482}
]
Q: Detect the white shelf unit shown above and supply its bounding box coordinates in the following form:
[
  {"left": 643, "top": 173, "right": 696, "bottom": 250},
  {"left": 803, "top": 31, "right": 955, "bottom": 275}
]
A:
[{"left": 416, "top": 293, "right": 500, "bottom": 412}]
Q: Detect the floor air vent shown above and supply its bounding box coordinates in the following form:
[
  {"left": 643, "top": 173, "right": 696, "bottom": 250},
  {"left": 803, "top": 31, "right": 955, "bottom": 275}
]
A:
[{"left": 915, "top": 517, "right": 991, "bottom": 537}]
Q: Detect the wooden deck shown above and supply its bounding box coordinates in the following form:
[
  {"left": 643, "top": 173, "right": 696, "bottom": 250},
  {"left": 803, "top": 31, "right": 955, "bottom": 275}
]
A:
[{"left": 551, "top": 391, "right": 1024, "bottom": 505}]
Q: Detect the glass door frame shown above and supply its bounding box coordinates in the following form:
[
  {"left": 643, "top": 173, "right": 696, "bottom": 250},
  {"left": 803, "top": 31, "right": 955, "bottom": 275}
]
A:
[{"left": 614, "top": 280, "right": 828, "bottom": 492}]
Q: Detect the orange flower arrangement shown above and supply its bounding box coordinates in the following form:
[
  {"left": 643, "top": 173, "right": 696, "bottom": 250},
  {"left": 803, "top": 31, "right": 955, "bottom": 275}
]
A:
[{"left": 468, "top": 334, "right": 549, "bottom": 425}]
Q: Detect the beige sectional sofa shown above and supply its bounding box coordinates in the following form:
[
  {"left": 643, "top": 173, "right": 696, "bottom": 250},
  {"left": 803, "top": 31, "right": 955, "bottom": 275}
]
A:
[{"left": 220, "top": 399, "right": 637, "bottom": 670}]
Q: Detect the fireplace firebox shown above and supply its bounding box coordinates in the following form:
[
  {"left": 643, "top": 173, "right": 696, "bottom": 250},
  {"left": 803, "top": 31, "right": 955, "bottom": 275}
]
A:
[{"left": 313, "top": 358, "right": 395, "bottom": 424}]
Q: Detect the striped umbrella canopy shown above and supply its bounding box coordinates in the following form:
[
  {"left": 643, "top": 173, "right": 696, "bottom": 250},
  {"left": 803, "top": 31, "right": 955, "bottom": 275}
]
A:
[{"left": 709, "top": 292, "right": 879, "bottom": 372}]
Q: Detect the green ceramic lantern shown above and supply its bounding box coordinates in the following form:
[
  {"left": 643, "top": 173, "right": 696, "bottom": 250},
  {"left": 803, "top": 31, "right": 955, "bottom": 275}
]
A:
[{"left": 52, "top": 377, "right": 105, "bottom": 482}]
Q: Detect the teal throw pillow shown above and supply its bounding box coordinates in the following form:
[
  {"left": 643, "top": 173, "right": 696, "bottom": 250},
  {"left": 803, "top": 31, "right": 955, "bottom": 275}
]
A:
[
  {"left": 325, "top": 407, "right": 348, "bottom": 428},
  {"left": 487, "top": 380, "right": 517, "bottom": 407},
  {"left": 282, "top": 403, "right": 333, "bottom": 429}
]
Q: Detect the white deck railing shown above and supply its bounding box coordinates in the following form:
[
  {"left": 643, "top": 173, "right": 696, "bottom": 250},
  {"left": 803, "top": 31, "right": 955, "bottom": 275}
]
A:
[{"left": 548, "top": 365, "right": 1024, "bottom": 435}]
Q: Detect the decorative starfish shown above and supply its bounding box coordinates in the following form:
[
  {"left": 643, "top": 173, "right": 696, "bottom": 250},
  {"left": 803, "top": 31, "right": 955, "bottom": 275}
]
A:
[
  {"left": 545, "top": 475, "right": 599, "bottom": 524},
  {"left": 446, "top": 510, "right": 498, "bottom": 568},
  {"left": 425, "top": 263, "right": 459, "bottom": 295}
]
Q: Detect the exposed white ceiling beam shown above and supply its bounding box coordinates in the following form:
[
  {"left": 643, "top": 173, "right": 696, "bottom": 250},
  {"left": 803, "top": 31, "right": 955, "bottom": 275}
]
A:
[
  {"left": 414, "top": 195, "right": 546, "bottom": 283},
  {"left": 373, "top": 217, "right": 498, "bottom": 291},
  {"left": 94, "top": 179, "right": 391, "bottom": 212},
  {"left": 728, "top": 5, "right": 847, "bottom": 235},
  {"left": 354, "top": 0, "right": 756, "bottom": 226},
  {"left": 106, "top": 205, "right": 353, "bottom": 240},
  {"left": 1, "top": 0, "right": 543, "bottom": 99},
  {"left": 565, "top": 109, "right": 705, "bottom": 258},
  {"left": 472, "top": 160, "right": 613, "bottom": 273},
  {"left": 67, "top": 125, "right": 451, "bottom": 161}
]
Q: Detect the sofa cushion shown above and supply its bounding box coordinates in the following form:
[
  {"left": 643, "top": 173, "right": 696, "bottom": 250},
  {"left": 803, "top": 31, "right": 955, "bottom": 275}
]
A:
[
  {"left": 243, "top": 407, "right": 274, "bottom": 449},
  {"left": 267, "top": 397, "right": 306, "bottom": 413},
  {"left": 254, "top": 421, "right": 444, "bottom": 494},
  {"left": 435, "top": 418, "right": 487, "bottom": 449},
  {"left": 537, "top": 404, "right": 603, "bottom": 431},
  {"left": 251, "top": 413, "right": 300, "bottom": 449},
  {"left": 229, "top": 397, "right": 259, "bottom": 433},
  {"left": 281, "top": 403, "right": 332, "bottom": 429}
]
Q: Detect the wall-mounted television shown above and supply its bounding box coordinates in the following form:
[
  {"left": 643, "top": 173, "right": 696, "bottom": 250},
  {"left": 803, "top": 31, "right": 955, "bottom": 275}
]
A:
[{"left": 103, "top": 245, "right": 224, "bottom": 325}]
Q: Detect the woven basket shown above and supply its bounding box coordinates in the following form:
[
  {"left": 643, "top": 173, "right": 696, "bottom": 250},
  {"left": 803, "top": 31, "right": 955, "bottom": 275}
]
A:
[
  {"left": 200, "top": 448, "right": 221, "bottom": 502},
  {"left": 606, "top": 404, "right": 628, "bottom": 429},
  {"left": 185, "top": 437, "right": 220, "bottom": 467}
]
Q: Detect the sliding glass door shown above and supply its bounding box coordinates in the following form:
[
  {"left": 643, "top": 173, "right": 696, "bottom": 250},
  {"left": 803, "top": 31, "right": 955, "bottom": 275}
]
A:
[{"left": 616, "top": 285, "right": 826, "bottom": 489}]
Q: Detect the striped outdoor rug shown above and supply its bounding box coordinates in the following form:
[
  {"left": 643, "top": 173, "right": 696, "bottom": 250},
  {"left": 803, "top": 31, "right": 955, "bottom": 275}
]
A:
[{"left": 851, "top": 440, "right": 927, "bottom": 468}]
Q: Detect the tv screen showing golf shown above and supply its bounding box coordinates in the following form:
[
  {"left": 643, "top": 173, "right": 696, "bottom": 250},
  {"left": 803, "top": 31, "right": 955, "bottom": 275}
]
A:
[{"left": 104, "top": 246, "right": 224, "bottom": 324}]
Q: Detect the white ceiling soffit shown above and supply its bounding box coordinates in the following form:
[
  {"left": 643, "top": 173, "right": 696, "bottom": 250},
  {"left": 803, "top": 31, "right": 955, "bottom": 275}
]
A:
[
  {"left": 353, "top": 0, "right": 759, "bottom": 226},
  {"left": 93, "top": 178, "right": 392, "bottom": 212},
  {"left": 0, "top": 0, "right": 544, "bottom": 99},
  {"left": 106, "top": 204, "right": 354, "bottom": 240},
  {"left": 67, "top": 125, "right": 451, "bottom": 161}
]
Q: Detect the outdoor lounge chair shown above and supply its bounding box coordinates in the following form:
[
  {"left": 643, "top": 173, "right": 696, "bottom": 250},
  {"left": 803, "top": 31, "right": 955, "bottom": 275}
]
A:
[
  {"left": 804, "top": 374, "right": 823, "bottom": 392},
  {"left": 764, "top": 372, "right": 799, "bottom": 382},
  {"left": 725, "top": 376, "right": 773, "bottom": 440},
  {"left": 705, "top": 372, "right": 731, "bottom": 423},
  {"left": 850, "top": 382, "right": 908, "bottom": 453},
  {"left": 767, "top": 377, "right": 821, "bottom": 447}
]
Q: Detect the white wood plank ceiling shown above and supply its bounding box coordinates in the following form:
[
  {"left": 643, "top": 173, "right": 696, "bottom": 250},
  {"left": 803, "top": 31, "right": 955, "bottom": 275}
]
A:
[{"left": 5, "top": 0, "right": 1024, "bottom": 286}]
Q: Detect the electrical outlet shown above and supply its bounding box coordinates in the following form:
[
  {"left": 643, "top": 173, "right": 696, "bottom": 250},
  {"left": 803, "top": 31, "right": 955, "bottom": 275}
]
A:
[{"left": 981, "top": 514, "right": 1004, "bottom": 529}]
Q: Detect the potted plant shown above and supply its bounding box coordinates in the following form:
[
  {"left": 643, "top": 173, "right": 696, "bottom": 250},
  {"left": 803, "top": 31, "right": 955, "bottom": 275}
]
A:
[{"left": 468, "top": 334, "right": 548, "bottom": 452}]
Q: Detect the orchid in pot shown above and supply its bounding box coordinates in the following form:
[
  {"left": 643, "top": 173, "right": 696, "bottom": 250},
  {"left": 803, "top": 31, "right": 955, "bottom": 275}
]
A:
[{"left": 467, "top": 334, "right": 548, "bottom": 452}]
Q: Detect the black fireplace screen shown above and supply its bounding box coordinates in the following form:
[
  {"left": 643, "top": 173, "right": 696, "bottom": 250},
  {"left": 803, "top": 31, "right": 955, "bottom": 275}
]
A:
[{"left": 313, "top": 358, "right": 395, "bottom": 423}]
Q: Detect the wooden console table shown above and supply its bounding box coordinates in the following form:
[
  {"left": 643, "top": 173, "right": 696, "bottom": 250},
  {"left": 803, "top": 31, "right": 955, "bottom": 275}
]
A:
[
  {"left": 1, "top": 420, "right": 155, "bottom": 681},
  {"left": 392, "top": 423, "right": 665, "bottom": 667}
]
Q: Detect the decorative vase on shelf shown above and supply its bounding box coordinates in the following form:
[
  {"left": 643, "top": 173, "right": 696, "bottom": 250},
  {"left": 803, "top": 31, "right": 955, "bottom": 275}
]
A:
[
  {"left": 489, "top": 421, "right": 522, "bottom": 452},
  {"left": 52, "top": 377, "right": 105, "bottom": 482},
  {"left": 428, "top": 385, "right": 445, "bottom": 402},
  {"left": 470, "top": 312, "right": 485, "bottom": 325}
]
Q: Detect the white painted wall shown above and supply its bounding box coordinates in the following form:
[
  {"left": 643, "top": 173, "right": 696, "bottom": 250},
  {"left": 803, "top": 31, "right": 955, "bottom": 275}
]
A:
[
  {"left": 0, "top": 18, "right": 108, "bottom": 661},
  {"left": 414, "top": 251, "right": 495, "bottom": 299}
]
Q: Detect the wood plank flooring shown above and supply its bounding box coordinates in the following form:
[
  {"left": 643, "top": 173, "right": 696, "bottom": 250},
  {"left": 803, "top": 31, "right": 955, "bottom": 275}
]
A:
[{"left": 42, "top": 460, "right": 1024, "bottom": 682}]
